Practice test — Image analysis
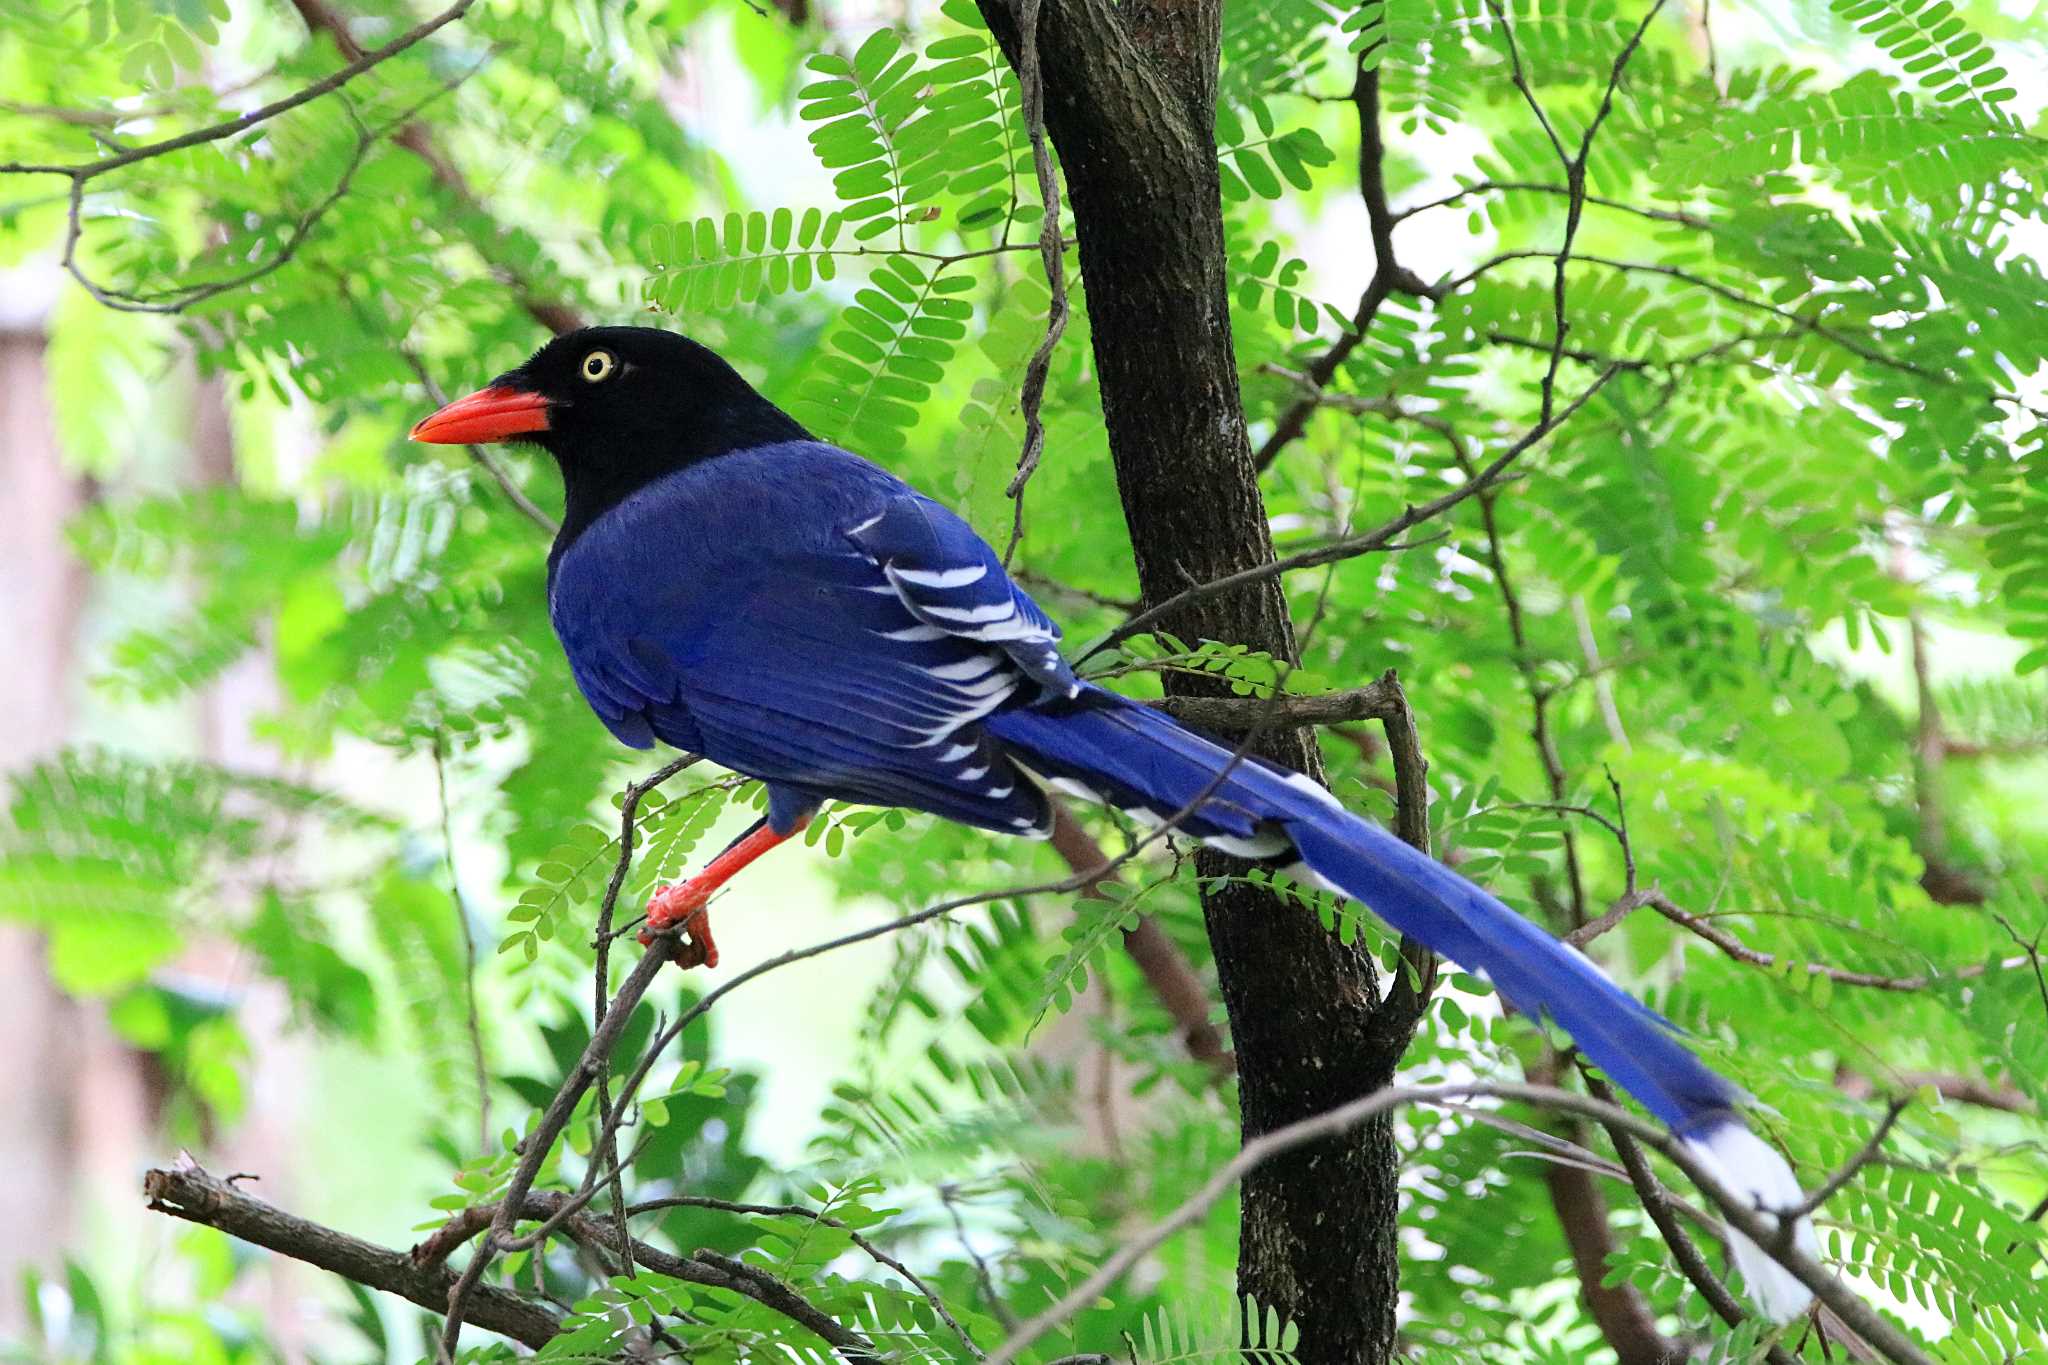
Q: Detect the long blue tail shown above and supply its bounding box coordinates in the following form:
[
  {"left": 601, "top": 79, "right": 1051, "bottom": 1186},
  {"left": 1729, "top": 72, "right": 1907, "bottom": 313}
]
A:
[{"left": 987, "top": 685, "right": 1818, "bottom": 1318}]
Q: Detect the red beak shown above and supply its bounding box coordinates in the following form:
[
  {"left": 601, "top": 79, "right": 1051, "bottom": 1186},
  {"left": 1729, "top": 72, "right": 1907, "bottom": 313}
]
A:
[{"left": 410, "top": 386, "right": 553, "bottom": 444}]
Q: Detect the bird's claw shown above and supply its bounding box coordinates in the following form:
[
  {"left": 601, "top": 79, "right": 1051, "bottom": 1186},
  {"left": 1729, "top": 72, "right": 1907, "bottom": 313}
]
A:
[{"left": 640, "top": 882, "right": 719, "bottom": 969}]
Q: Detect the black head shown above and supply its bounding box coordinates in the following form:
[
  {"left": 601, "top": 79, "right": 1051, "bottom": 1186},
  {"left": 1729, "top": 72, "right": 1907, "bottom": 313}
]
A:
[{"left": 411, "top": 326, "right": 810, "bottom": 551}]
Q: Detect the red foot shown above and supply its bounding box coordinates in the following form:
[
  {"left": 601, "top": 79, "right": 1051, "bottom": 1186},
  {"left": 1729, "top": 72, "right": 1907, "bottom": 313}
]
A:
[
  {"left": 640, "top": 881, "right": 719, "bottom": 968},
  {"left": 633, "top": 817, "right": 807, "bottom": 970}
]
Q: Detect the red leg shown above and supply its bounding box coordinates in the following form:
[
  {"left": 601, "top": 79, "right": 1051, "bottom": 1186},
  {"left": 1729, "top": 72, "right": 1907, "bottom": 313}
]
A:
[{"left": 639, "top": 817, "right": 809, "bottom": 968}]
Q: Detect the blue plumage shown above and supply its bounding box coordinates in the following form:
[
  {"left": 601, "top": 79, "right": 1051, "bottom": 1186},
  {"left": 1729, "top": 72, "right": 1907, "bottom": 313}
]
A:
[
  {"left": 550, "top": 442, "right": 1061, "bottom": 837},
  {"left": 423, "top": 327, "right": 1816, "bottom": 1320},
  {"left": 554, "top": 437, "right": 1742, "bottom": 1126},
  {"left": 990, "top": 688, "right": 1751, "bottom": 1131}
]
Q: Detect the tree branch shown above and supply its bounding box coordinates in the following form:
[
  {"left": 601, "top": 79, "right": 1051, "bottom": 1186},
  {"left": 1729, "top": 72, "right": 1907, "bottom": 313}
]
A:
[
  {"left": 59, "top": 113, "right": 378, "bottom": 314},
  {"left": 44, "top": 41, "right": 484, "bottom": 316},
  {"left": 1838, "top": 1069, "right": 2032, "bottom": 1114},
  {"left": 435, "top": 943, "right": 673, "bottom": 1359},
  {"left": 1442, "top": 250, "right": 1951, "bottom": 389},
  {"left": 1537, "top": 1109, "right": 1692, "bottom": 1363},
  {"left": 1447, "top": 415, "right": 1591, "bottom": 923},
  {"left": 147, "top": 1167, "right": 886, "bottom": 1361},
  {"left": 386, "top": 331, "right": 561, "bottom": 533},
  {"left": 1148, "top": 677, "right": 1403, "bottom": 730},
  {"left": 585, "top": 755, "right": 699, "bottom": 1288},
  {"left": 1370, "top": 671, "right": 1441, "bottom": 1032},
  {"left": 144, "top": 1158, "right": 560, "bottom": 1349},
  {"left": 430, "top": 736, "right": 491, "bottom": 1156},
  {"left": 1782, "top": 1098, "right": 1909, "bottom": 1227}
]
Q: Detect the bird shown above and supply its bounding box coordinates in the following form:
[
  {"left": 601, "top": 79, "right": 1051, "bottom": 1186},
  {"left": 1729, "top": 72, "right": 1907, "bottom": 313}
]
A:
[{"left": 413, "top": 324, "right": 1818, "bottom": 1318}]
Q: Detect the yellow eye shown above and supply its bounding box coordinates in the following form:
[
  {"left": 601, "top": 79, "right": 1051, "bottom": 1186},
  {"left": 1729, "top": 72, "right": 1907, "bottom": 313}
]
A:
[{"left": 580, "top": 350, "right": 617, "bottom": 383}]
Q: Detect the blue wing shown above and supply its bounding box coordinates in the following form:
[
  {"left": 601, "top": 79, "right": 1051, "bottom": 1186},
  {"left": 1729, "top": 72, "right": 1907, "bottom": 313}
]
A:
[{"left": 547, "top": 440, "right": 1070, "bottom": 835}]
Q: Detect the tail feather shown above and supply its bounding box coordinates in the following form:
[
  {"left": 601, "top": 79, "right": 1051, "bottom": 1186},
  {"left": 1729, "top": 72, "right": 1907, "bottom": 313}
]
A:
[
  {"left": 1688, "top": 1125, "right": 1820, "bottom": 1320},
  {"left": 988, "top": 686, "right": 1815, "bottom": 1320}
]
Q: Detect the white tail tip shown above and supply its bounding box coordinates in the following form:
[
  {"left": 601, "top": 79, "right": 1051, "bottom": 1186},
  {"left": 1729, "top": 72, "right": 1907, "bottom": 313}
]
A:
[{"left": 1686, "top": 1123, "right": 1819, "bottom": 1322}]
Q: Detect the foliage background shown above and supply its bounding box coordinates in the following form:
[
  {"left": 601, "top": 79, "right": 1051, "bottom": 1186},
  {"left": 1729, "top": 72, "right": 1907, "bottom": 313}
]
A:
[{"left": 1, "top": 0, "right": 2046, "bottom": 1360}]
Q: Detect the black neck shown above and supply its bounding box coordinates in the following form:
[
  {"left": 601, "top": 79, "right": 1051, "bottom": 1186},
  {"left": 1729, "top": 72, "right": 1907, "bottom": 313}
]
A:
[{"left": 546, "top": 403, "right": 811, "bottom": 568}]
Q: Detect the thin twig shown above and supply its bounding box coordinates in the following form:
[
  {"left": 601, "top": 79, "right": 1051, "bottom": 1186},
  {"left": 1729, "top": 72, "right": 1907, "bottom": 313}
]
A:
[
  {"left": 0, "top": 69, "right": 282, "bottom": 129},
  {"left": 1374, "top": 670, "right": 1440, "bottom": 1024},
  {"left": 1565, "top": 886, "right": 2038, "bottom": 992},
  {"left": 1577, "top": 598, "right": 1632, "bottom": 751},
  {"left": 436, "top": 944, "right": 672, "bottom": 1360},
  {"left": 1391, "top": 178, "right": 1710, "bottom": 228},
  {"left": 396, "top": 345, "right": 560, "bottom": 534},
  {"left": 941, "top": 1186, "right": 1020, "bottom": 1332},
  {"left": 400, "top": 1186, "right": 880, "bottom": 1357},
  {"left": 1252, "top": 61, "right": 1433, "bottom": 473},
  {"left": 1990, "top": 911, "right": 2048, "bottom": 1029},
  {"left": 1532, "top": 0, "right": 1671, "bottom": 425},
  {"left": 62, "top": 115, "right": 375, "bottom": 314},
  {"left": 330, "top": 272, "right": 559, "bottom": 533},
  {"left": 0, "top": 0, "right": 476, "bottom": 179},
  {"left": 60, "top": 56, "right": 485, "bottom": 315},
  {"left": 1, "top": 98, "right": 126, "bottom": 127},
  {"left": 588, "top": 756, "right": 698, "bottom": 1282},
  {"left": 1443, "top": 250, "right": 1948, "bottom": 388},
  {"left": 431, "top": 735, "right": 491, "bottom": 1156},
  {"left": 1782, "top": 1097, "right": 1910, "bottom": 1227},
  {"left": 1448, "top": 418, "right": 1589, "bottom": 922},
  {"left": 286, "top": 0, "right": 583, "bottom": 337},
  {"left": 1489, "top": 800, "right": 1629, "bottom": 853},
  {"left": 627, "top": 1193, "right": 987, "bottom": 1357},
  {"left": 1604, "top": 767, "right": 1636, "bottom": 896},
  {"left": 1083, "top": 364, "right": 1623, "bottom": 664},
  {"left": 1001, "top": 0, "right": 1070, "bottom": 565},
  {"left": 1838, "top": 1069, "right": 2031, "bottom": 1114},
  {"left": 1525, "top": 1048, "right": 1685, "bottom": 1365},
  {"left": 696, "top": 1251, "right": 885, "bottom": 1362},
  {"left": 1485, "top": 0, "right": 1569, "bottom": 169}
]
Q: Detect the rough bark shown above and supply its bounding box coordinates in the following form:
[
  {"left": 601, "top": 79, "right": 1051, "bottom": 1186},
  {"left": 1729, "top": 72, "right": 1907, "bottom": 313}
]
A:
[{"left": 973, "top": 3, "right": 1415, "bottom": 1359}]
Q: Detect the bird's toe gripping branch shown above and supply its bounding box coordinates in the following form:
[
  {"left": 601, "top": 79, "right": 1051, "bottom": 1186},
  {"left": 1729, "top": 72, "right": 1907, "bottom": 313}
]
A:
[
  {"left": 642, "top": 881, "right": 720, "bottom": 968},
  {"left": 637, "top": 815, "right": 810, "bottom": 969}
]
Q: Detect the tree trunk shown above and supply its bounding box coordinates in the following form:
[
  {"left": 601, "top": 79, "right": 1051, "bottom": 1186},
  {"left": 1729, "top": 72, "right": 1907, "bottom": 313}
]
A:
[{"left": 973, "top": 3, "right": 1417, "bottom": 1360}]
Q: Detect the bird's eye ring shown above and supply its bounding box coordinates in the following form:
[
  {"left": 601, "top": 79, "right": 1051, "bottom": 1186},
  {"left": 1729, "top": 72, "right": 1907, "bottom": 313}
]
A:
[{"left": 581, "top": 350, "right": 617, "bottom": 383}]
